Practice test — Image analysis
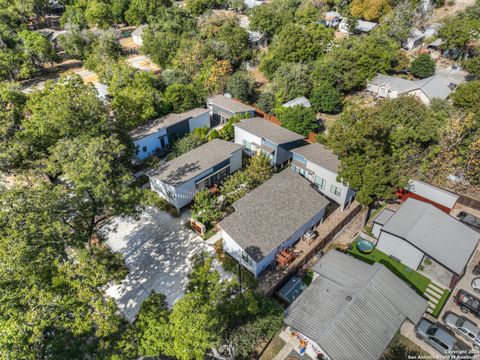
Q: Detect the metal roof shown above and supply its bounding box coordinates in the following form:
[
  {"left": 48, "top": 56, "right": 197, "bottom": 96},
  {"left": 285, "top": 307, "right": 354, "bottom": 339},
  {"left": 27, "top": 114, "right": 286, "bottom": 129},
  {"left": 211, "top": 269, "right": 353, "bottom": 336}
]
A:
[
  {"left": 406, "top": 179, "right": 459, "bottom": 209},
  {"left": 233, "top": 117, "right": 304, "bottom": 144},
  {"left": 128, "top": 108, "right": 209, "bottom": 140},
  {"left": 291, "top": 143, "right": 340, "bottom": 173},
  {"left": 282, "top": 96, "right": 312, "bottom": 108},
  {"left": 382, "top": 198, "right": 480, "bottom": 275},
  {"left": 373, "top": 208, "right": 395, "bottom": 226},
  {"left": 219, "top": 170, "right": 329, "bottom": 262},
  {"left": 285, "top": 250, "right": 428, "bottom": 360},
  {"left": 148, "top": 139, "right": 242, "bottom": 187},
  {"left": 208, "top": 94, "right": 255, "bottom": 114}
]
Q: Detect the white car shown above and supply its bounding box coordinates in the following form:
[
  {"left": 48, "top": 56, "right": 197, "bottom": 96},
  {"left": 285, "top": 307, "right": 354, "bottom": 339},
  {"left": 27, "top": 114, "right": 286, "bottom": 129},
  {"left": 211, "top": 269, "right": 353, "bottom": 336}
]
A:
[
  {"left": 472, "top": 277, "right": 480, "bottom": 293},
  {"left": 443, "top": 311, "right": 480, "bottom": 349}
]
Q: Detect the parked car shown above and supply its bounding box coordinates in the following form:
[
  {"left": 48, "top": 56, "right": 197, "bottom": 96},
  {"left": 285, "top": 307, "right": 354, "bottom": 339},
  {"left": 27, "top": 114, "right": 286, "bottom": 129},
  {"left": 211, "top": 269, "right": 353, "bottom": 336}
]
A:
[
  {"left": 455, "top": 290, "right": 480, "bottom": 316},
  {"left": 443, "top": 311, "right": 480, "bottom": 349},
  {"left": 416, "top": 318, "right": 472, "bottom": 356},
  {"left": 472, "top": 278, "right": 480, "bottom": 293},
  {"left": 457, "top": 211, "right": 480, "bottom": 232}
]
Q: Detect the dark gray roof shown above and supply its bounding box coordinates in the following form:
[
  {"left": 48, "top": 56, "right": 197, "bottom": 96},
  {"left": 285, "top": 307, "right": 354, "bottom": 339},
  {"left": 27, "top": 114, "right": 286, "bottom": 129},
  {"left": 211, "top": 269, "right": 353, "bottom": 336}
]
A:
[
  {"left": 148, "top": 139, "right": 242, "bottom": 187},
  {"left": 285, "top": 250, "right": 428, "bottom": 360},
  {"left": 208, "top": 94, "right": 255, "bottom": 113},
  {"left": 291, "top": 143, "right": 340, "bottom": 173},
  {"left": 233, "top": 117, "right": 304, "bottom": 144},
  {"left": 129, "top": 108, "right": 209, "bottom": 140},
  {"left": 382, "top": 198, "right": 480, "bottom": 275},
  {"left": 219, "top": 170, "right": 329, "bottom": 262},
  {"left": 373, "top": 208, "right": 395, "bottom": 226}
]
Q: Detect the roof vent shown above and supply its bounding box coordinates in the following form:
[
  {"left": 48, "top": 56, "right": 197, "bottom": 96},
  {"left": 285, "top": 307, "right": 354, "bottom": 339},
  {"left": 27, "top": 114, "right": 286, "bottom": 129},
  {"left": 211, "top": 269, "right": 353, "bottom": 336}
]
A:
[{"left": 345, "top": 296, "right": 352, "bottom": 301}]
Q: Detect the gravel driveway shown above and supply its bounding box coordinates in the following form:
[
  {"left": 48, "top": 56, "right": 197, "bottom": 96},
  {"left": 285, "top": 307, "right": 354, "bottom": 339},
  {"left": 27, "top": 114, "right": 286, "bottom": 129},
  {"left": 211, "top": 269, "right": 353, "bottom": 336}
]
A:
[{"left": 101, "top": 207, "right": 215, "bottom": 322}]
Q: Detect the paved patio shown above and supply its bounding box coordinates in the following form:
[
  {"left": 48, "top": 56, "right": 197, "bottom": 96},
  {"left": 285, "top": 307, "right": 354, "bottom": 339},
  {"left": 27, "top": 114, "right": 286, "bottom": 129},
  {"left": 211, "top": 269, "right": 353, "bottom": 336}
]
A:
[{"left": 100, "top": 207, "right": 218, "bottom": 322}]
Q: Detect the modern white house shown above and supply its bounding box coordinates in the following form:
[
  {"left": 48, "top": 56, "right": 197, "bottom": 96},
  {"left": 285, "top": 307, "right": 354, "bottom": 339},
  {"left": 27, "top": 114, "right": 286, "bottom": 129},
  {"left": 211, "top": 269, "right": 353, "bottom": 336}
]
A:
[
  {"left": 219, "top": 170, "right": 330, "bottom": 278},
  {"left": 366, "top": 69, "right": 467, "bottom": 105},
  {"left": 132, "top": 25, "right": 145, "bottom": 46},
  {"left": 284, "top": 250, "right": 428, "bottom": 360},
  {"left": 290, "top": 143, "right": 355, "bottom": 210},
  {"left": 373, "top": 198, "right": 480, "bottom": 288},
  {"left": 129, "top": 108, "right": 210, "bottom": 160},
  {"left": 234, "top": 117, "right": 305, "bottom": 169},
  {"left": 207, "top": 94, "right": 255, "bottom": 127},
  {"left": 148, "top": 139, "right": 243, "bottom": 209}
]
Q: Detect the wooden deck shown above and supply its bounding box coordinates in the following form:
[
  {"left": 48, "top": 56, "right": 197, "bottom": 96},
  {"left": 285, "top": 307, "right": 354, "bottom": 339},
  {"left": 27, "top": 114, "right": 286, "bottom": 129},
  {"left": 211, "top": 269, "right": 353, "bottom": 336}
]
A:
[{"left": 257, "top": 200, "right": 362, "bottom": 295}]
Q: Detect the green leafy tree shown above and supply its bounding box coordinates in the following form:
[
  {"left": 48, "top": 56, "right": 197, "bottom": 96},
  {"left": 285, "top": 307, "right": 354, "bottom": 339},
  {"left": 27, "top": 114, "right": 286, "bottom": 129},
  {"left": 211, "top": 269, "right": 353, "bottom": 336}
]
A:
[
  {"left": 272, "top": 63, "right": 312, "bottom": 102},
  {"left": 164, "top": 83, "right": 204, "bottom": 113},
  {"left": 219, "top": 112, "right": 250, "bottom": 141},
  {"left": 169, "top": 130, "right": 207, "bottom": 159},
  {"left": 125, "top": 0, "right": 172, "bottom": 25},
  {"left": 277, "top": 105, "right": 318, "bottom": 136},
  {"left": 85, "top": 0, "right": 113, "bottom": 29},
  {"left": 135, "top": 293, "right": 174, "bottom": 357},
  {"left": 451, "top": 81, "right": 480, "bottom": 110},
  {"left": 249, "top": 0, "right": 300, "bottom": 36},
  {"left": 46, "top": 135, "right": 139, "bottom": 240},
  {"left": 260, "top": 23, "right": 333, "bottom": 77},
  {"left": 84, "top": 30, "right": 121, "bottom": 73},
  {"left": 225, "top": 71, "right": 255, "bottom": 102},
  {"left": 310, "top": 81, "right": 343, "bottom": 114},
  {"left": 186, "top": 0, "right": 225, "bottom": 16},
  {"left": 191, "top": 189, "right": 223, "bottom": 226},
  {"left": 409, "top": 54, "right": 435, "bottom": 78},
  {"left": 20, "top": 76, "right": 110, "bottom": 160},
  {"left": 19, "top": 30, "right": 60, "bottom": 68},
  {"left": 60, "top": 5, "right": 88, "bottom": 29},
  {"left": 111, "top": 0, "right": 131, "bottom": 23},
  {"left": 58, "top": 29, "right": 93, "bottom": 60},
  {"left": 462, "top": 56, "right": 480, "bottom": 78},
  {"left": 256, "top": 90, "right": 277, "bottom": 114}
]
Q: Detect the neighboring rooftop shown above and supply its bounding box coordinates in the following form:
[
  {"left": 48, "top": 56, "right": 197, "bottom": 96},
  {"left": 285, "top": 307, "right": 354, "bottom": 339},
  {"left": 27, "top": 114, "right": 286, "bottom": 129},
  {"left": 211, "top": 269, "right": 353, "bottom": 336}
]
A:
[
  {"left": 382, "top": 198, "right": 480, "bottom": 275},
  {"left": 219, "top": 170, "right": 329, "bottom": 262},
  {"left": 285, "top": 250, "right": 428, "bottom": 360},
  {"left": 355, "top": 20, "right": 377, "bottom": 32},
  {"left": 234, "top": 117, "right": 304, "bottom": 144},
  {"left": 291, "top": 143, "right": 341, "bottom": 173},
  {"left": 208, "top": 94, "right": 256, "bottom": 114},
  {"left": 132, "top": 25, "right": 145, "bottom": 38},
  {"left": 282, "top": 96, "right": 312, "bottom": 108},
  {"left": 129, "top": 108, "right": 209, "bottom": 140},
  {"left": 373, "top": 208, "right": 395, "bottom": 226},
  {"left": 369, "top": 70, "right": 467, "bottom": 100},
  {"left": 148, "top": 139, "right": 242, "bottom": 187},
  {"left": 406, "top": 179, "right": 459, "bottom": 209}
]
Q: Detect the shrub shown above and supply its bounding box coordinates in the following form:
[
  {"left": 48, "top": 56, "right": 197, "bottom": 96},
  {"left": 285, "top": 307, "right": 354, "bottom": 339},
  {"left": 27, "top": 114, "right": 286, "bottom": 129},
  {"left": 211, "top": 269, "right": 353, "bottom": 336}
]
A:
[
  {"left": 409, "top": 54, "right": 435, "bottom": 78},
  {"left": 310, "top": 81, "right": 343, "bottom": 114}
]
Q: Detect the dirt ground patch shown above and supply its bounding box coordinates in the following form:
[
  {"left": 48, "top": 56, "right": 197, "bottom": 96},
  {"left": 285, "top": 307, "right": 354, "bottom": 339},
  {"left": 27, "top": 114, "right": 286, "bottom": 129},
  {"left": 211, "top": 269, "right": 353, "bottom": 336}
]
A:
[{"left": 430, "top": 0, "right": 475, "bottom": 22}]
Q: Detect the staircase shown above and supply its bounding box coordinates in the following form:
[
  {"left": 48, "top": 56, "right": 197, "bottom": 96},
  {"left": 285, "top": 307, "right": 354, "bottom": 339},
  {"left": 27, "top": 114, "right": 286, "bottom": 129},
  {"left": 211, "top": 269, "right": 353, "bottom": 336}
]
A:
[{"left": 424, "top": 281, "right": 445, "bottom": 314}]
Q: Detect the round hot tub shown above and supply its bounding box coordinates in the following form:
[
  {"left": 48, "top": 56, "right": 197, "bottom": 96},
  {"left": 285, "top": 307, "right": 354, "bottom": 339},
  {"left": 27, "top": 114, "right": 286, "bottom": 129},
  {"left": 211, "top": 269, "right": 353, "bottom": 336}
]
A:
[{"left": 356, "top": 238, "right": 375, "bottom": 254}]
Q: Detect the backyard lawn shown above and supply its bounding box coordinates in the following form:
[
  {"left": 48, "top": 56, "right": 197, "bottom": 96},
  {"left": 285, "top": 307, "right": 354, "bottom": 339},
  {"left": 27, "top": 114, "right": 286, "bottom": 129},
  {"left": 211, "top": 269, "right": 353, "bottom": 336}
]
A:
[{"left": 347, "top": 239, "right": 450, "bottom": 317}]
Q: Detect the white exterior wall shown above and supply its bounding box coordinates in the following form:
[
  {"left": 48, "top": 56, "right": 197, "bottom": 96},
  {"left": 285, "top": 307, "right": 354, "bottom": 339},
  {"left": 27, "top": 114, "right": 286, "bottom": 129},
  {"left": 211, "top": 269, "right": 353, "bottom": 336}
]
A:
[
  {"left": 222, "top": 207, "right": 326, "bottom": 278},
  {"left": 221, "top": 230, "right": 257, "bottom": 275},
  {"left": 188, "top": 112, "right": 210, "bottom": 132},
  {"left": 133, "top": 128, "right": 168, "bottom": 160},
  {"left": 230, "top": 149, "right": 243, "bottom": 172},
  {"left": 234, "top": 126, "right": 262, "bottom": 147},
  {"left": 376, "top": 231, "right": 425, "bottom": 270},
  {"left": 304, "top": 162, "right": 354, "bottom": 209},
  {"left": 132, "top": 34, "right": 143, "bottom": 46},
  {"left": 408, "top": 90, "right": 430, "bottom": 105},
  {"left": 372, "top": 222, "right": 383, "bottom": 238}
]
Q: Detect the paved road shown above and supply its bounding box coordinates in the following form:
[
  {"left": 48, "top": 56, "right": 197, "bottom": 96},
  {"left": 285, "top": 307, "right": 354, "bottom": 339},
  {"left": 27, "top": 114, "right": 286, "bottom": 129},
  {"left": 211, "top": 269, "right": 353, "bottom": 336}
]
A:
[{"left": 101, "top": 207, "right": 217, "bottom": 322}]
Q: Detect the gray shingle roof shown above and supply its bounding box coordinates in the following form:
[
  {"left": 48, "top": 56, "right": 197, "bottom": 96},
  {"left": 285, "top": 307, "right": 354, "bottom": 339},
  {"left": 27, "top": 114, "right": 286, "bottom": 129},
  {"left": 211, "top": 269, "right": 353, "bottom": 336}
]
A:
[
  {"left": 291, "top": 143, "right": 340, "bottom": 173},
  {"left": 208, "top": 94, "right": 255, "bottom": 113},
  {"left": 282, "top": 96, "right": 312, "bottom": 108},
  {"left": 373, "top": 208, "right": 395, "bottom": 226},
  {"left": 368, "top": 71, "right": 466, "bottom": 100},
  {"left": 382, "top": 198, "right": 480, "bottom": 275},
  {"left": 129, "top": 108, "right": 209, "bottom": 140},
  {"left": 219, "top": 170, "right": 329, "bottom": 262},
  {"left": 148, "top": 139, "right": 242, "bottom": 187},
  {"left": 233, "top": 117, "right": 304, "bottom": 144},
  {"left": 285, "top": 250, "right": 428, "bottom": 360}
]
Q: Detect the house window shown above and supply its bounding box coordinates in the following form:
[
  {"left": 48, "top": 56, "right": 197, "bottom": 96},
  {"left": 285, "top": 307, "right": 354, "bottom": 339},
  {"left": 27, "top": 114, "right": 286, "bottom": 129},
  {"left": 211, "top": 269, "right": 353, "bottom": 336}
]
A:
[
  {"left": 243, "top": 140, "right": 252, "bottom": 151},
  {"left": 330, "top": 184, "right": 341, "bottom": 196},
  {"left": 291, "top": 164, "right": 298, "bottom": 172},
  {"left": 142, "top": 146, "right": 147, "bottom": 152},
  {"left": 299, "top": 168, "right": 306, "bottom": 177},
  {"left": 314, "top": 175, "right": 326, "bottom": 190},
  {"left": 165, "top": 188, "right": 175, "bottom": 200},
  {"left": 241, "top": 252, "right": 252, "bottom": 265}
]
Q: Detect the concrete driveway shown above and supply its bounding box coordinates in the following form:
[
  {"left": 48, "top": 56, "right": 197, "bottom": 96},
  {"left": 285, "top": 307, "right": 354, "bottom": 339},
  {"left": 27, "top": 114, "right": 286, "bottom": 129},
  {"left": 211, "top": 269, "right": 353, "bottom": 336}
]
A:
[{"left": 101, "top": 207, "right": 216, "bottom": 322}]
